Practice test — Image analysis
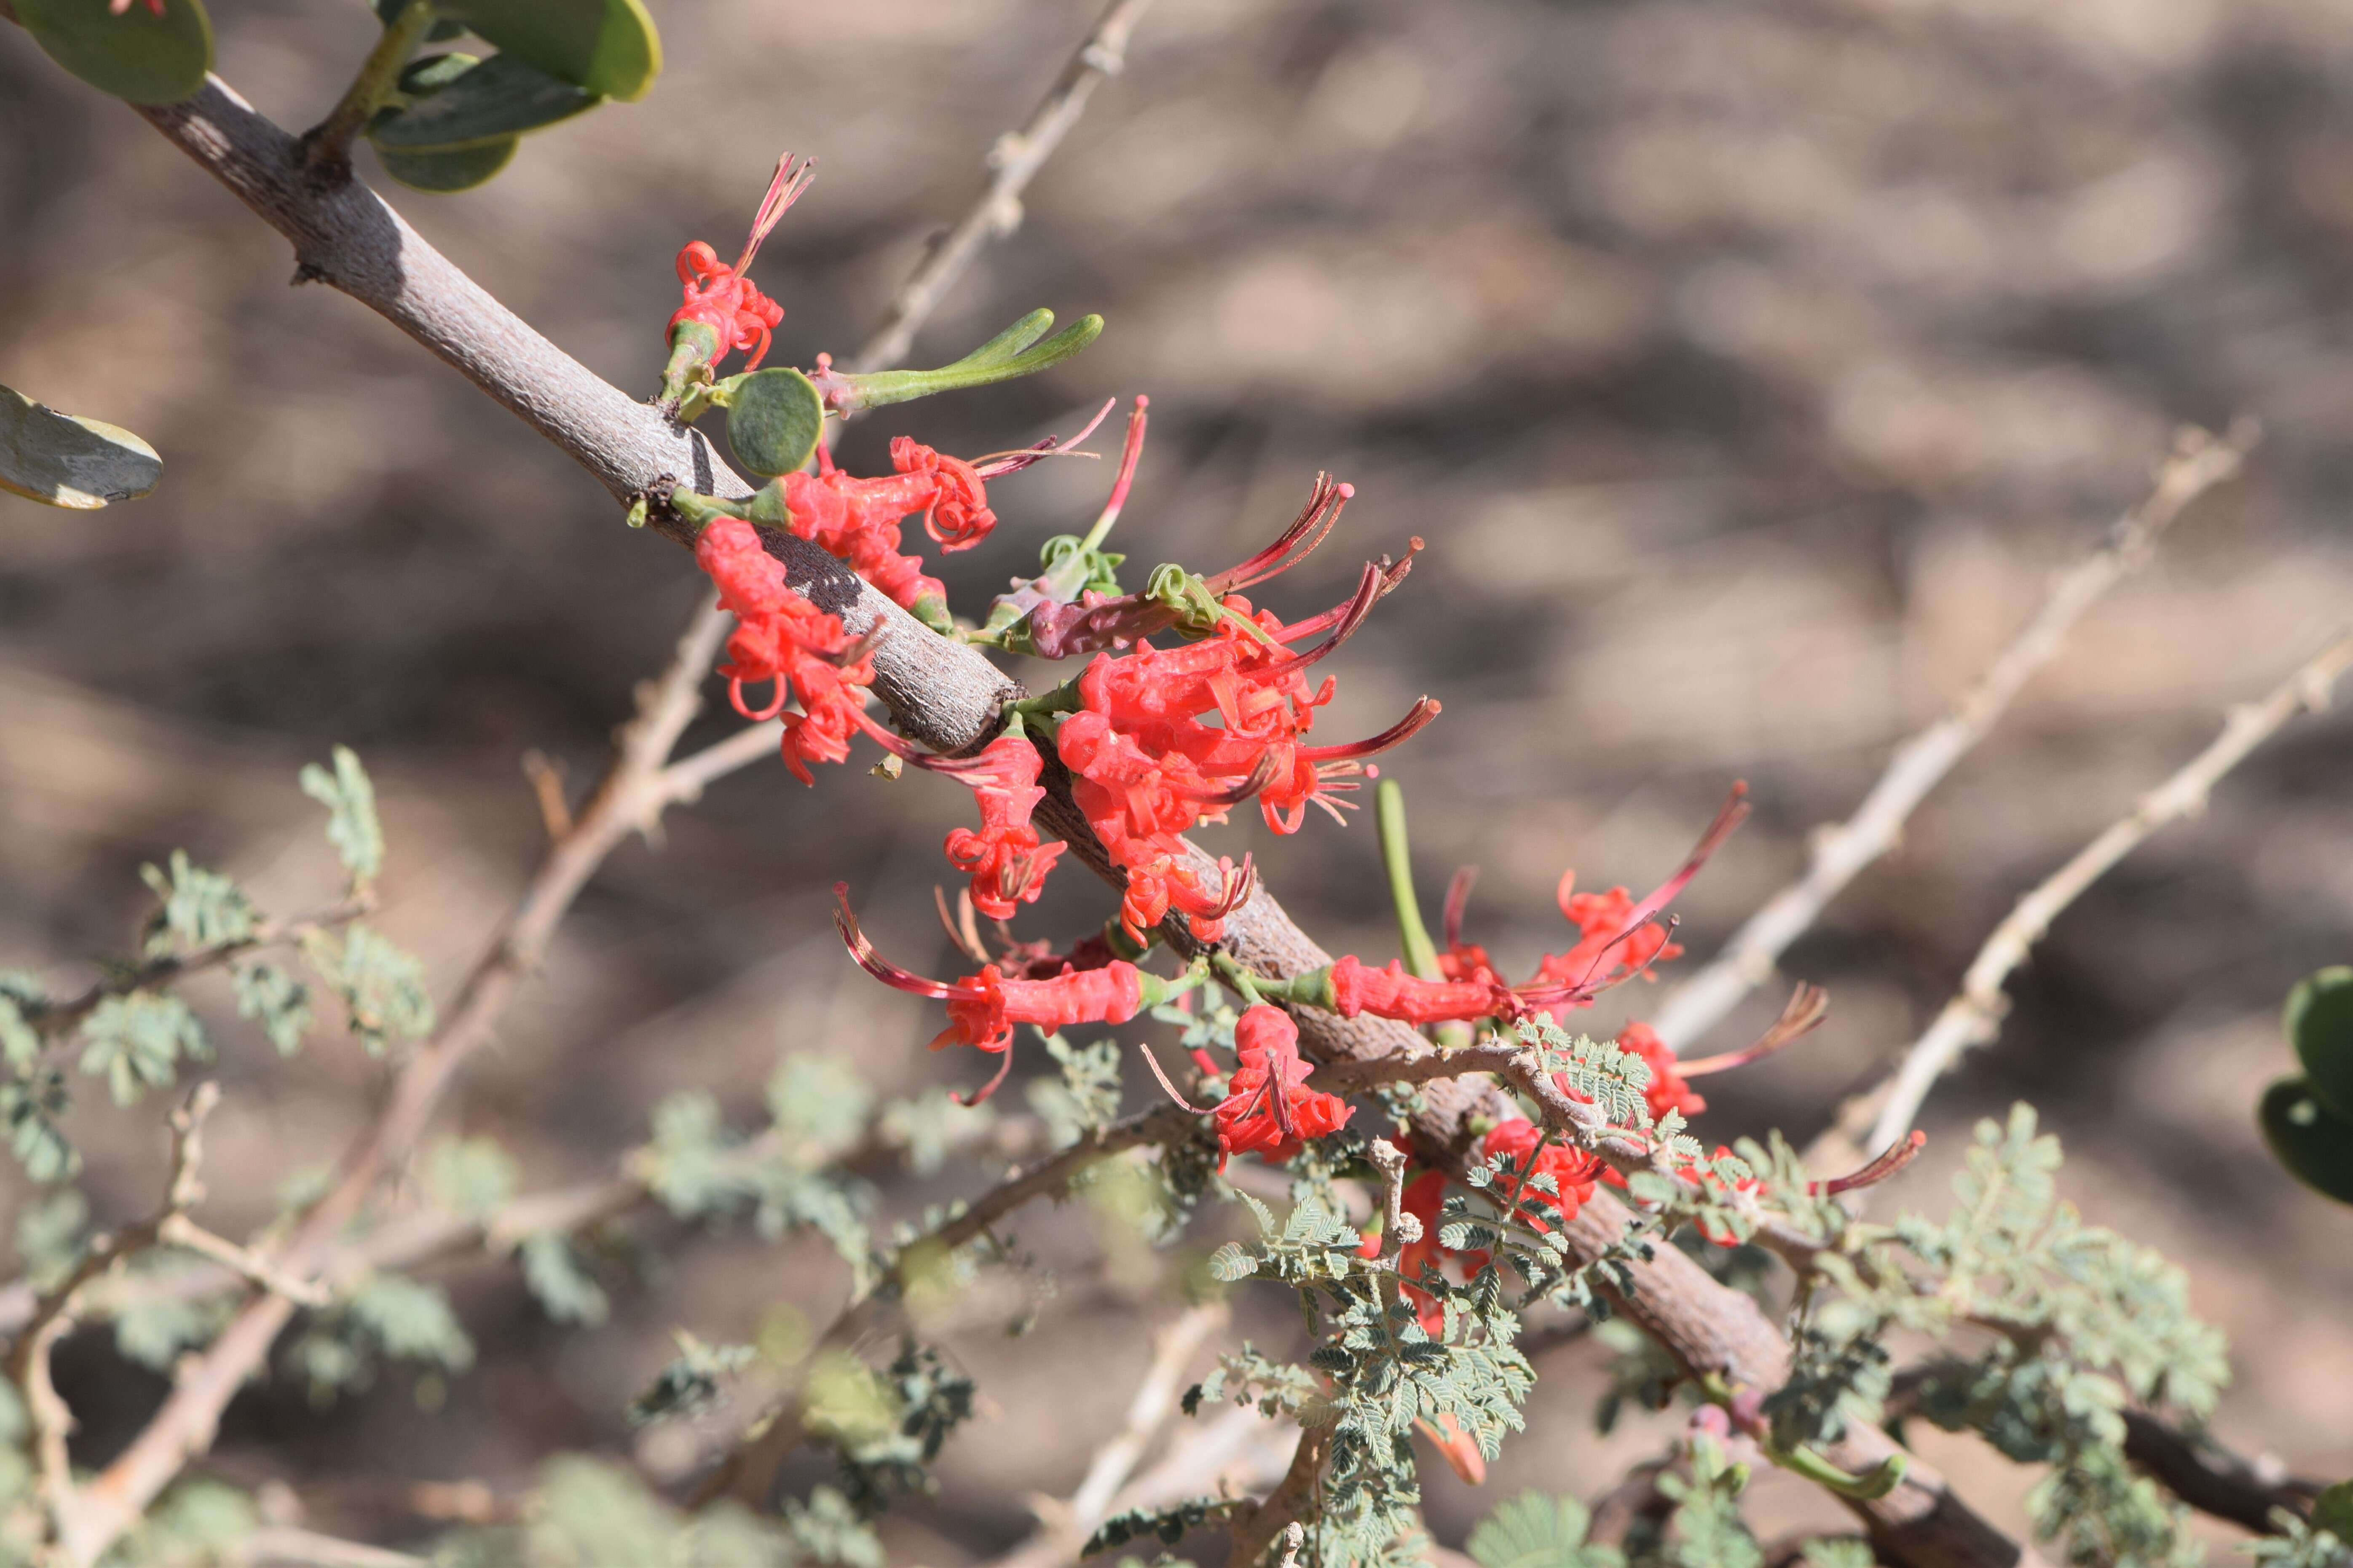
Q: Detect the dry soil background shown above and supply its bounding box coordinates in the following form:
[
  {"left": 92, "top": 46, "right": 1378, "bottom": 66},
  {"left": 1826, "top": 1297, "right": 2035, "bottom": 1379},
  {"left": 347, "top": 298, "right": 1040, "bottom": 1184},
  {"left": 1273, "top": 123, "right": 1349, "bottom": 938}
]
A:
[{"left": 3, "top": 0, "right": 2352, "bottom": 1559}]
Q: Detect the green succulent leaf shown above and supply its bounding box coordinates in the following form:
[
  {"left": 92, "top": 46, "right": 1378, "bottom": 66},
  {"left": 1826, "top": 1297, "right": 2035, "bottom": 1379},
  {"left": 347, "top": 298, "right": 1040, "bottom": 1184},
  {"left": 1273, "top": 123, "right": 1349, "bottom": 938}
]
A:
[
  {"left": 431, "top": 0, "right": 661, "bottom": 101},
  {"left": 2286, "top": 966, "right": 2353, "bottom": 1125},
  {"left": 2259, "top": 1077, "right": 2353, "bottom": 1205},
  {"left": 15, "top": 0, "right": 213, "bottom": 107},
  {"left": 724, "top": 367, "right": 825, "bottom": 478},
  {"left": 370, "top": 134, "right": 520, "bottom": 193},
  {"left": 368, "top": 52, "right": 600, "bottom": 152},
  {"left": 830, "top": 311, "right": 1104, "bottom": 412},
  {"left": 0, "top": 383, "right": 161, "bottom": 510}
]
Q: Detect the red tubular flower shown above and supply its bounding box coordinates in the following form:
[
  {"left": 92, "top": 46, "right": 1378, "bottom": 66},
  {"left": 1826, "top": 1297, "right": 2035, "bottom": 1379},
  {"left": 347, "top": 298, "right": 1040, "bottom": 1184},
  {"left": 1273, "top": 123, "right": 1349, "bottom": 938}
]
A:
[
  {"left": 669, "top": 154, "right": 812, "bottom": 374},
  {"left": 928, "top": 735, "right": 1067, "bottom": 920},
  {"left": 778, "top": 440, "right": 997, "bottom": 615},
  {"left": 834, "top": 886, "right": 1150, "bottom": 1102},
  {"left": 1482, "top": 1118, "right": 1603, "bottom": 1232},
  {"left": 1328, "top": 955, "right": 1520, "bottom": 1026},
  {"left": 1211, "top": 1005, "right": 1354, "bottom": 1169},
  {"left": 889, "top": 436, "right": 997, "bottom": 551},
  {"left": 694, "top": 517, "right": 877, "bottom": 784},
  {"left": 1535, "top": 882, "right": 1685, "bottom": 991}
]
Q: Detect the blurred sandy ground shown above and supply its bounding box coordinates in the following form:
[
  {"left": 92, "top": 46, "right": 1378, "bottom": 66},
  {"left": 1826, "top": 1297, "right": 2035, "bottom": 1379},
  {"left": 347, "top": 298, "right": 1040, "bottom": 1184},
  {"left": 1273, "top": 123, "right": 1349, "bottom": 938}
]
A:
[{"left": 4, "top": 0, "right": 2352, "bottom": 1557}]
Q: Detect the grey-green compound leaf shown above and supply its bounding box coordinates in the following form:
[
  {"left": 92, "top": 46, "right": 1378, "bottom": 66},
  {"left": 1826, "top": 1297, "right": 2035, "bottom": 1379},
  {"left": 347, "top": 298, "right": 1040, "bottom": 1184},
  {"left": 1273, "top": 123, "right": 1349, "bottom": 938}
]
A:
[
  {"left": 348, "top": 1274, "right": 474, "bottom": 1372},
  {"left": 141, "top": 850, "right": 255, "bottom": 957},
  {"left": 0, "top": 993, "right": 38, "bottom": 1072},
  {"left": 429, "top": 1136, "right": 517, "bottom": 1220},
  {"left": 2286, "top": 966, "right": 2353, "bottom": 1126},
  {"left": 519, "top": 1232, "right": 610, "bottom": 1326},
  {"left": 2, "top": 1076, "right": 77, "bottom": 1183},
  {"left": 303, "top": 926, "right": 432, "bottom": 1055},
  {"left": 0, "top": 383, "right": 162, "bottom": 509},
  {"left": 368, "top": 52, "right": 600, "bottom": 152},
  {"left": 78, "top": 992, "right": 209, "bottom": 1106},
  {"left": 432, "top": 0, "right": 662, "bottom": 101},
  {"left": 373, "top": 135, "right": 519, "bottom": 194},
  {"left": 14, "top": 0, "right": 212, "bottom": 107},
  {"left": 300, "top": 745, "right": 383, "bottom": 887},
  {"left": 233, "top": 962, "right": 311, "bottom": 1056},
  {"left": 725, "top": 367, "right": 825, "bottom": 479}
]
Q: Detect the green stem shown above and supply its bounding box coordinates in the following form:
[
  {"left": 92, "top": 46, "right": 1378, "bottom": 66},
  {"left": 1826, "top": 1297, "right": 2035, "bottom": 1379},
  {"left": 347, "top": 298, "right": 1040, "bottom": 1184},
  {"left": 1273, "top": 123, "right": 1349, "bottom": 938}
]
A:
[
  {"left": 303, "top": 0, "right": 436, "bottom": 170},
  {"left": 665, "top": 489, "right": 749, "bottom": 533},
  {"left": 1211, "top": 953, "right": 1265, "bottom": 1007},
  {"left": 1375, "top": 780, "right": 1441, "bottom": 981}
]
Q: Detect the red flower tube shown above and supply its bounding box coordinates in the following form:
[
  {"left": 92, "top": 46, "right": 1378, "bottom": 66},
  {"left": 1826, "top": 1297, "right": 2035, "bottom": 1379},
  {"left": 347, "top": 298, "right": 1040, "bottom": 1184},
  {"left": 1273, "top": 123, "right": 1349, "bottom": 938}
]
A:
[{"left": 1211, "top": 1005, "right": 1354, "bottom": 1169}]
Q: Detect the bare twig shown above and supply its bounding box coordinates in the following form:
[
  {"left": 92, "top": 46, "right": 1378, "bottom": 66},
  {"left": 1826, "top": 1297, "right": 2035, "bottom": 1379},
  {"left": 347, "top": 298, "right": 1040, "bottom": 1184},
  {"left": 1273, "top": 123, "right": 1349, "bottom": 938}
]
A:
[
  {"left": 1224, "top": 1426, "right": 1329, "bottom": 1568},
  {"left": 233, "top": 1527, "right": 427, "bottom": 1568},
  {"left": 5, "top": 1084, "right": 222, "bottom": 1557},
  {"left": 1848, "top": 626, "right": 2353, "bottom": 1158},
  {"left": 29, "top": 898, "right": 373, "bottom": 1044},
  {"left": 846, "top": 0, "right": 1158, "bottom": 376},
  {"left": 48, "top": 599, "right": 742, "bottom": 1565},
  {"left": 1649, "top": 423, "right": 2257, "bottom": 1052},
  {"left": 992, "top": 1302, "right": 1230, "bottom": 1568}
]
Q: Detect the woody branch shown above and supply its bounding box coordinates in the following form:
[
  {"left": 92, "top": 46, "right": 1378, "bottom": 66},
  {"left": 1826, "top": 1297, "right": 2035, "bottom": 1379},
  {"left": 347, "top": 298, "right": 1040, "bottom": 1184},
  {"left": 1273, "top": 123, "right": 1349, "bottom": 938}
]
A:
[{"left": 108, "top": 54, "right": 2049, "bottom": 1568}]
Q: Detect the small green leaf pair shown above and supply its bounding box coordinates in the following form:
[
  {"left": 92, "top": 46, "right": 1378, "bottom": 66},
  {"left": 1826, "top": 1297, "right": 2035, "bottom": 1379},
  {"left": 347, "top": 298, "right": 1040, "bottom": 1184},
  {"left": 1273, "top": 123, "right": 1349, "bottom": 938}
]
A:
[
  {"left": 2259, "top": 966, "right": 2353, "bottom": 1204},
  {"left": 711, "top": 310, "right": 1105, "bottom": 479},
  {"left": 365, "top": 0, "right": 661, "bottom": 193},
  {"left": 0, "top": 383, "right": 161, "bottom": 510}
]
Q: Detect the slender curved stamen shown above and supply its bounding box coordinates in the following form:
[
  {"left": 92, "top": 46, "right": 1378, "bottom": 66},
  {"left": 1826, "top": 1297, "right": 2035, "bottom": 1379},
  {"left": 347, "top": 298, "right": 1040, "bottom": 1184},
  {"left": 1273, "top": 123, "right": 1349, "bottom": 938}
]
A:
[
  {"left": 1679, "top": 982, "right": 1830, "bottom": 1078},
  {"left": 1137, "top": 1042, "right": 1214, "bottom": 1113},
  {"left": 850, "top": 706, "right": 925, "bottom": 759},
  {"left": 934, "top": 885, "right": 992, "bottom": 966},
  {"left": 1270, "top": 539, "right": 1422, "bottom": 644},
  {"left": 1080, "top": 396, "right": 1150, "bottom": 550},
  {"left": 1444, "top": 867, "right": 1479, "bottom": 953},
  {"left": 974, "top": 397, "right": 1118, "bottom": 478},
  {"left": 1175, "top": 752, "right": 1283, "bottom": 807},
  {"left": 834, "top": 882, "right": 967, "bottom": 1000},
  {"left": 954, "top": 1044, "right": 1018, "bottom": 1108},
  {"left": 1610, "top": 783, "right": 1751, "bottom": 951},
  {"left": 1297, "top": 697, "right": 1442, "bottom": 763},
  {"left": 1815, "top": 1129, "right": 1927, "bottom": 1195},
  {"left": 1203, "top": 854, "right": 1257, "bottom": 919},
  {"left": 1205, "top": 475, "right": 1351, "bottom": 594},
  {"left": 1264, "top": 563, "right": 1385, "bottom": 678},
  {"left": 737, "top": 153, "right": 816, "bottom": 275}
]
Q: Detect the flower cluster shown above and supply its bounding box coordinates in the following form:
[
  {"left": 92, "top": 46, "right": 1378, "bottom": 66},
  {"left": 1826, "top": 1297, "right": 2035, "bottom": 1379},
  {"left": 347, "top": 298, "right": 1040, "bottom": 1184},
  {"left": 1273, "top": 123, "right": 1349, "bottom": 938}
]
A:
[
  {"left": 775, "top": 439, "right": 998, "bottom": 622},
  {"left": 667, "top": 155, "right": 812, "bottom": 377},
  {"left": 1209, "top": 1005, "right": 1354, "bottom": 1169},
  {"left": 694, "top": 518, "right": 876, "bottom": 784},
  {"left": 927, "top": 733, "right": 1067, "bottom": 922}
]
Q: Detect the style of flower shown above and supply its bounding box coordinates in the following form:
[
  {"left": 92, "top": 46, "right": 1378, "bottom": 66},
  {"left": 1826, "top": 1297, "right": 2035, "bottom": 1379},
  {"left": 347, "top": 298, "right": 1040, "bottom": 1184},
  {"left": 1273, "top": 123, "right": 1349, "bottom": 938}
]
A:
[
  {"left": 927, "top": 734, "right": 1067, "bottom": 921},
  {"left": 1210, "top": 1005, "right": 1353, "bottom": 1169},
  {"left": 668, "top": 155, "right": 812, "bottom": 375},
  {"left": 694, "top": 517, "right": 876, "bottom": 784}
]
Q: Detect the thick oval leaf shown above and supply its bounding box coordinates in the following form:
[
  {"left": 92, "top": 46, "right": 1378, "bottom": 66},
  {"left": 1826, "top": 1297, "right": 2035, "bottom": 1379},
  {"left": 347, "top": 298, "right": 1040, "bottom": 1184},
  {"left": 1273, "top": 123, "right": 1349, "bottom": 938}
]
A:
[
  {"left": 2258, "top": 1077, "right": 2353, "bottom": 1205},
  {"left": 726, "top": 368, "right": 825, "bottom": 479},
  {"left": 0, "top": 384, "right": 161, "bottom": 509},
  {"left": 371, "top": 135, "right": 520, "bottom": 194},
  {"left": 17, "top": 0, "right": 213, "bottom": 106},
  {"left": 434, "top": 0, "right": 661, "bottom": 101},
  {"left": 2286, "top": 966, "right": 2353, "bottom": 1124},
  {"left": 369, "top": 54, "right": 600, "bottom": 152}
]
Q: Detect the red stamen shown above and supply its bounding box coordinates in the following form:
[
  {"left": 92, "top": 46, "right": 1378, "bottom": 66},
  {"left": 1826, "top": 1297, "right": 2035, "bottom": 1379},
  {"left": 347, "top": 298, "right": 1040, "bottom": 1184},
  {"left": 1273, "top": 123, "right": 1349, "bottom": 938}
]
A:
[
  {"left": 1815, "top": 1129, "right": 1927, "bottom": 1195},
  {"left": 833, "top": 883, "right": 968, "bottom": 1001},
  {"left": 1678, "top": 983, "right": 1829, "bottom": 1078}
]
